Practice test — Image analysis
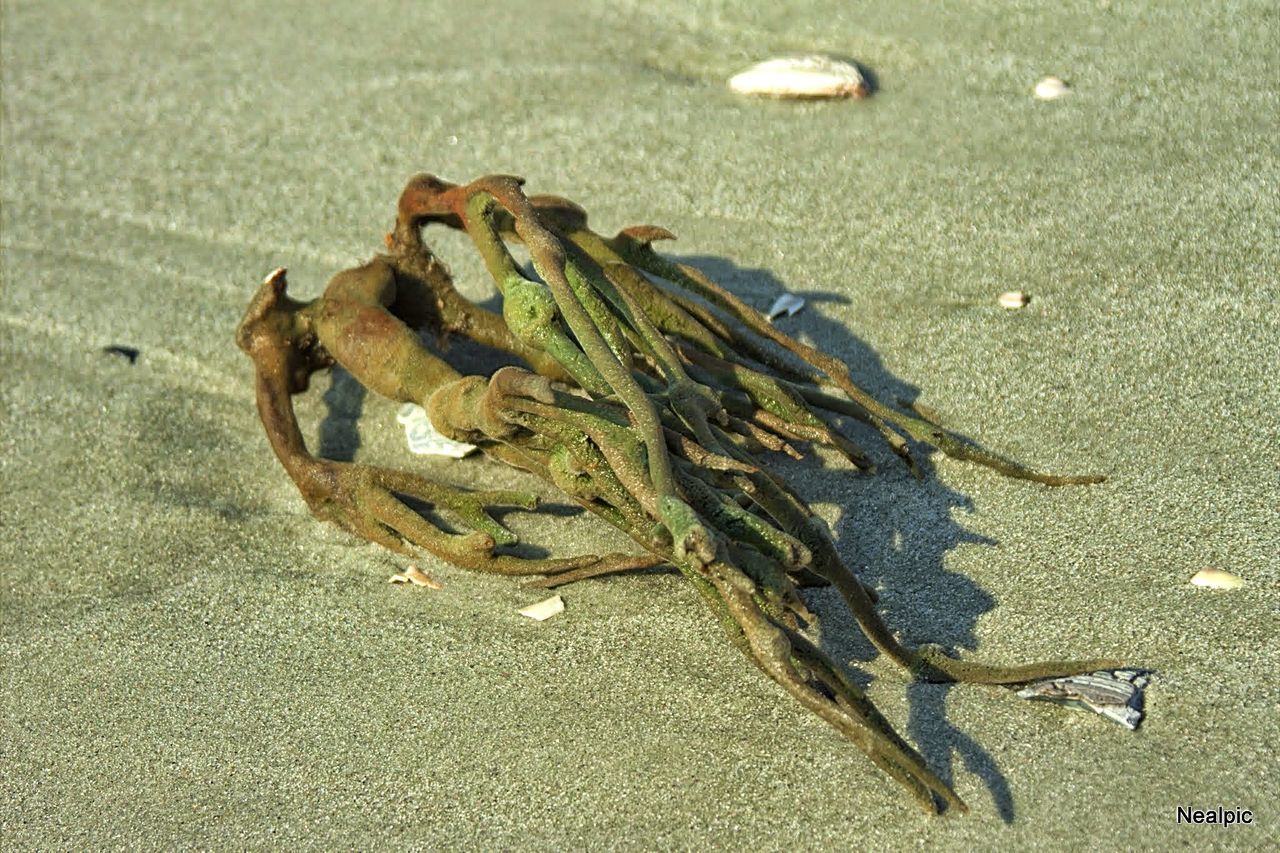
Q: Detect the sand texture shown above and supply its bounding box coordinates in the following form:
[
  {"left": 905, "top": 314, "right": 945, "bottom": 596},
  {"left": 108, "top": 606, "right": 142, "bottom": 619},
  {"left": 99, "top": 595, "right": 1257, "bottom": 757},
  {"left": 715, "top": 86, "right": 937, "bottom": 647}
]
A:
[{"left": 2, "top": 1, "right": 1277, "bottom": 848}]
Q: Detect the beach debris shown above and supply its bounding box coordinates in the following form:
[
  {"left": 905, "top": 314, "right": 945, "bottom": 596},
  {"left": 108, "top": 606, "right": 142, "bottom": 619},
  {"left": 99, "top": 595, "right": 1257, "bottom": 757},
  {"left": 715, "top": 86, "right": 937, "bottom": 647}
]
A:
[
  {"left": 1016, "top": 669, "right": 1149, "bottom": 730},
  {"left": 518, "top": 594, "right": 565, "bottom": 621},
  {"left": 102, "top": 344, "right": 141, "bottom": 364},
  {"left": 766, "top": 293, "right": 806, "bottom": 321},
  {"left": 397, "top": 402, "right": 478, "bottom": 458},
  {"left": 998, "top": 291, "right": 1030, "bottom": 310},
  {"left": 729, "top": 55, "right": 870, "bottom": 99},
  {"left": 1033, "top": 76, "right": 1070, "bottom": 100},
  {"left": 405, "top": 564, "right": 443, "bottom": 588},
  {"left": 1189, "top": 567, "right": 1245, "bottom": 590},
  {"left": 389, "top": 564, "right": 444, "bottom": 589}
]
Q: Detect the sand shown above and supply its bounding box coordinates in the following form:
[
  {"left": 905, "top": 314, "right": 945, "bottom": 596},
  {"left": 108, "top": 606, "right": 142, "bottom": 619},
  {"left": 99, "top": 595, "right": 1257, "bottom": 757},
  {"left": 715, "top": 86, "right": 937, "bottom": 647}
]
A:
[{"left": 2, "top": 1, "right": 1276, "bottom": 848}]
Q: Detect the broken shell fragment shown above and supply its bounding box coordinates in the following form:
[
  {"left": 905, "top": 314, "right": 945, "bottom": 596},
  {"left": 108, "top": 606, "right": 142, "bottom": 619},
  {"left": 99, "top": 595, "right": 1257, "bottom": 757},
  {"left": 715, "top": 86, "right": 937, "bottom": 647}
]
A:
[
  {"left": 1017, "top": 669, "right": 1150, "bottom": 730},
  {"left": 998, "top": 291, "right": 1030, "bottom": 309},
  {"left": 405, "top": 564, "right": 444, "bottom": 589},
  {"left": 1189, "top": 567, "right": 1244, "bottom": 590},
  {"left": 729, "top": 55, "right": 869, "bottom": 99},
  {"left": 1033, "top": 76, "right": 1070, "bottom": 100},
  {"left": 518, "top": 594, "right": 565, "bottom": 621},
  {"left": 766, "top": 293, "right": 806, "bottom": 321},
  {"left": 397, "top": 402, "right": 478, "bottom": 458}
]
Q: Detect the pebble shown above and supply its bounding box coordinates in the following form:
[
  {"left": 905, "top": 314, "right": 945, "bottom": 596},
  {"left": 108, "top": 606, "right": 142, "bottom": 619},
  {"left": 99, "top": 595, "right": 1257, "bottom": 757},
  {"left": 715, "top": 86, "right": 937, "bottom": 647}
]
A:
[{"left": 729, "top": 55, "right": 869, "bottom": 99}]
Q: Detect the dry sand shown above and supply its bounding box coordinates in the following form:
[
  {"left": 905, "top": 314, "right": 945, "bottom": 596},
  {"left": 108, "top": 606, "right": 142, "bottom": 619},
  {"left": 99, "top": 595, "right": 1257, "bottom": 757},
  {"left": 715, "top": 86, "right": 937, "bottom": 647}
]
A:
[{"left": 3, "top": 2, "right": 1276, "bottom": 848}]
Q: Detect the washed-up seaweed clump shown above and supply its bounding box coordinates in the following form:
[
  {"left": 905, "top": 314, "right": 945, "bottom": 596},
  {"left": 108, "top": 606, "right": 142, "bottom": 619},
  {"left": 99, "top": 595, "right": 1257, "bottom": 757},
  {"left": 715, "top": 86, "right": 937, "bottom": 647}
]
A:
[{"left": 236, "top": 174, "right": 1117, "bottom": 814}]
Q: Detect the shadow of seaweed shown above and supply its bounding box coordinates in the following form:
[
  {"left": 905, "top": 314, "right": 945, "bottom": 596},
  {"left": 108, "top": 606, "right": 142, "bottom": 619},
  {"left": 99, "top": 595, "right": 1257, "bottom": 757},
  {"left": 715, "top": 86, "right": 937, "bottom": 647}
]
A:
[
  {"left": 678, "top": 253, "right": 1017, "bottom": 821},
  {"left": 319, "top": 366, "right": 366, "bottom": 462}
]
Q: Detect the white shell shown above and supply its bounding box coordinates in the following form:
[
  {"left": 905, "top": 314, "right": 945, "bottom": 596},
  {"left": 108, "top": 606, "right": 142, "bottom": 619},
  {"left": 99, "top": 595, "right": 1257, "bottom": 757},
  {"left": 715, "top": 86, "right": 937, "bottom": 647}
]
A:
[
  {"left": 1190, "top": 567, "right": 1245, "bottom": 589},
  {"left": 518, "top": 595, "right": 565, "bottom": 621},
  {"left": 998, "top": 291, "right": 1030, "bottom": 309},
  {"left": 397, "top": 403, "right": 478, "bottom": 458},
  {"left": 1034, "top": 76, "right": 1070, "bottom": 100},
  {"left": 766, "top": 293, "right": 806, "bottom": 321},
  {"left": 729, "top": 55, "right": 868, "bottom": 99}
]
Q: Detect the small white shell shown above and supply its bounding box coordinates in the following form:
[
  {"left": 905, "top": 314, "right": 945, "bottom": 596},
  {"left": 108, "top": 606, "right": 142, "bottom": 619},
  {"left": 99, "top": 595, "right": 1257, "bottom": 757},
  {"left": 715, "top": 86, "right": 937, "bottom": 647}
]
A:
[
  {"left": 1189, "top": 567, "right": 1245, "bottom": 590},
  {"left": 518, "top": 595, "right": 565, "bottom": 621},
  {"left": 1033, "top": 76, "right": 1070, "bottom": 100},
  {"left": 998, "top": 291, "right": 1030, "bottom": 309},
  {"left": 729, "top": 55, "right": 869, "bottom": 99},
  {"left": 396, "top": 403, "right": 478, "bottom": 458},
  {"left": 766, "top": 293, "right": 806, "bottom": 321}
]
